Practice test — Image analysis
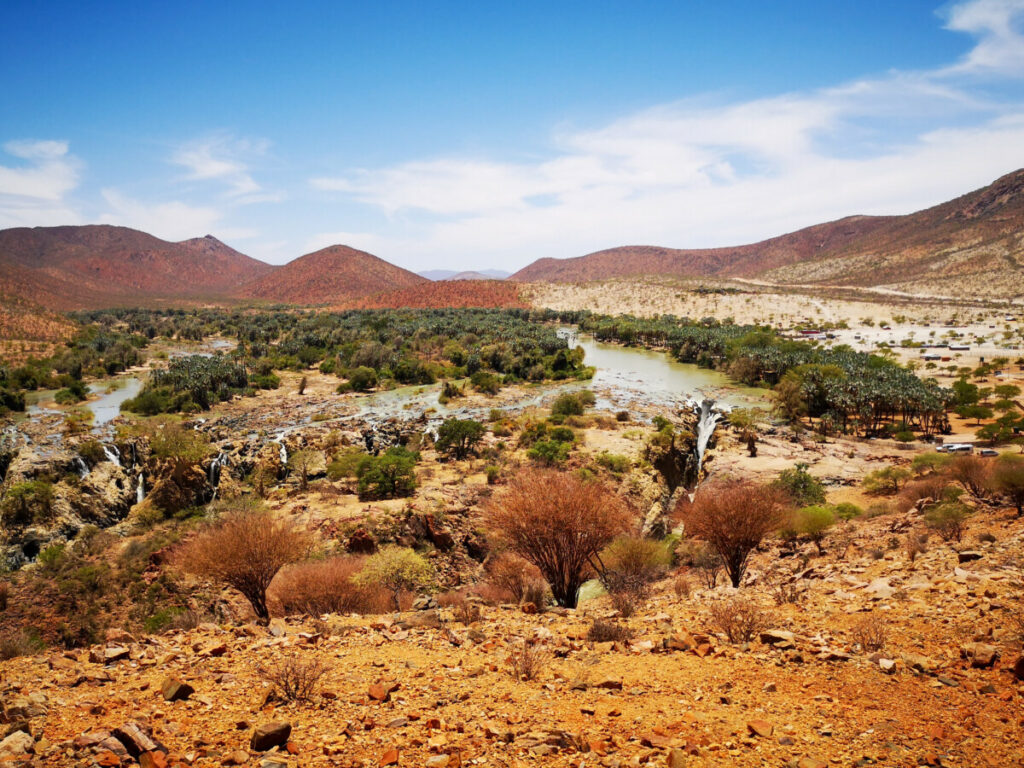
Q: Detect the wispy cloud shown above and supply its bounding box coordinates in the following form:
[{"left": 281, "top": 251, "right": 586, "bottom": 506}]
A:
[
  {"left": 0, "top": 139, "right": 83, "bottom": 228},
  {"left": 308, "top": 0, "right": 1024, "bottom": 270},
  {"left": 172, "top": 134, "right": 280, "bottom": 202},
  {"left": 98, "top": 189, "right": 224, "bottom": 242}
]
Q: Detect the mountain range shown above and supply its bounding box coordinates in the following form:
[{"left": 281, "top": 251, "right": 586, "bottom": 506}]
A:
[
  {"left": 1, "top": 169, "right": 1022, "bottom": 311},
  {"left": 510, "top": 169, "right": 1024, "bottom": 297}
]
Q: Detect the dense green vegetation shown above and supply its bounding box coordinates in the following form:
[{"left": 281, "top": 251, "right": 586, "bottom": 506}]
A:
[{"left": 554, "top": 311, "right": 952, "bottom": 437}]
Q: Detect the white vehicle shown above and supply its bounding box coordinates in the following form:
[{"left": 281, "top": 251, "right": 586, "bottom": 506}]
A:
[{"left": 937, "top": 443, "right": 973, "bottom": 453}]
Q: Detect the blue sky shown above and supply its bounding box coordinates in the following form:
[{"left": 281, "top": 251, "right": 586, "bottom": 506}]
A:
[{"left": 2, "top": 0, "right": 1024, "bottom": 270}]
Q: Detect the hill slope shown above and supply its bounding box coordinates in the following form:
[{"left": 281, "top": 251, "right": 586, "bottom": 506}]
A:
[
  {"left": 238, "top": 244, "right": 428, "bottom": 304},
  {"left": 511, "top": 169, "right": 1024, "bottom": 296},
  {"left": 0, "top": 225, "right": 273, "bottom": 309}
]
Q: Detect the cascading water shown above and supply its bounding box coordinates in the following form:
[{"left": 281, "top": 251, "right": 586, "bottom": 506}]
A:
[
  {"left": 208, "top": 452, "right": 230, "bottom": 500},
  {"left": 102, "top": 445, "right": 121, "bottom": 467},
  {"left": 72, "top": 456, "right": 89, "bottom": 478},
  {"left": 693, "top": 398, "right": 721, "bottom": 478},
  {"left": 274, "top": 438, "right": 287, "bottom": 465},
  {"left": 136, "top": 472, "right": 145, "bottom": 504}
]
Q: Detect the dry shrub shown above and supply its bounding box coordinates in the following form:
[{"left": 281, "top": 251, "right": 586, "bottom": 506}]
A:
[
  {"left": 672, "top": 573, "right": 692, "bottom": 599},
  {"left": 597, "top": 536, "right": 669, "bottom": 617},
  {"left": 506, "top": 639, "right": 551, "bottom": 681},
  {"left": 676, "top": 479, "right": 789, "bottom": 588},
  {"left": 0, "top": 630, "right": 40, "bottom": 660},
  {"left": 487, "top": 469, "right": 630, "bottom": 608},
  {"left": 708, "top": 597, "right": 770, "bottom": 644},
  {"left": 484, "top": 551, "right": 544, "bottom": 603},
  {"left": 175, "top": 506, "right": 311, "bottom": 624},
  {"left": 896, "top": 476, "right": 950, "bottom": 513},
  {"left": 851, "top": 617, "right": 888, "bottom": 652},
  {"left": 587, "top": 619, "right": 634, "bottom": 644},
  {"left": 522, "top": 581, "right": 549, "bottom": 612},
  {"left": 437, "top": 591, "right": 482, "bottom": 624},
  {"left": 765, "top": 569, "right": 805, "bottom": 605},
  {"left": 271, "top": 556, "right": 391, "bottom": 616},
  {"left": 948, "top": 455, "right": 992, "bottom": 499},
  {"left": 904, "top": 532, "right": 929, "bottom": 563},
  {"left": 258, "top": 655, "right": 328, "bottom": 702}
]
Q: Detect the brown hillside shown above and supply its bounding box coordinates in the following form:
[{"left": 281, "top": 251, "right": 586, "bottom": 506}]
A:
[
  {"left": 511, "top": 169, "right": 1024, "bottom": 295},
  {"left": 0, "top": 225, "right": 274, "bottom": 310},
  {"left": 238, "top": 245, "right": 428, "bottom": 304},
  {"left": 338, "top": 279, "right": 527, "bottom": 309}
]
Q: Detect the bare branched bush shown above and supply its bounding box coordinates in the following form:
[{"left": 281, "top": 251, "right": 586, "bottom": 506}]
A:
[
  {"left": 522, "top": 581, "right": 549, "bottom": 612},
  {"left": 506, "top": 639, "right": 551, "bottom": 681},
  {"left": 948, "top": 455, "right": 992, "bottom": 500},
  {"left": 765, "top": 569, "right": 805, "bottom": 605},
  {"left": 175, "top": 506, "right": 311, "bottom": 624},
  {"left": 437, "top": 592, "right": 482, "bottom": 625},
  {"left": 851, "top": 617, "right": 888, "bottom": 653},
  {"left": 676, "top": 479, "right": 789, "bottom": 588},
  {"left": 484, "top": 551, "right": 544, "bottom": 603},
  {"left": 896, "top": 476, "right": 951, "bottom": 513},
  {"left": 904, "top": 532, "right": 928, "bottom": 563},
  {"left": 676, "top": 539, "right": 722, "bottom": 589},
  {"left": 596, "top": 536, "right": 669, "bottom": 617},
  {"left": 271, "top": 556, "right": 391, "bottom": 616},
  {"left": 487, "top": 469, "right": 630, "bottom": 607},
  {"left": 672, "top": 573, "right": 692, "bottom": 599},
  {"left": 258, "top": 655, "right": 328, "bottom": 702},
  {"left": 708, "top": 598, "right": 770, "bottom": 644},
  {"left": 586, "top": 619, "right": 634, "bottom": 644}
]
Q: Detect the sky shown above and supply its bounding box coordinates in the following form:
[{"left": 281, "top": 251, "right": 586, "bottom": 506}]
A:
[{"left": 2, "top": 0, "right": 1024, "bottom": 272}]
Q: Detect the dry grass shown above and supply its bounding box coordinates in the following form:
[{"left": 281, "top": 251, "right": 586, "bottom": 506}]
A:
[
  {"left": 851, "top": 617, "right": 888, "bottom": 653},
  {"left": 708, "top": 598, "right": 771, "bottom": 644},
  {"left": 586, "top": 619, "right": 634, "bottom": 644},
  {"left": 506, "top": 639, "right": 552, "bottom": 681},
  {"left": 258, "top": 655, "right": 329, "bottom": 702}
]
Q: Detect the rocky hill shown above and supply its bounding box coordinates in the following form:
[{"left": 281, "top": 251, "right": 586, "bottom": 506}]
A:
[
  {"left": 0, "top": 226, "right": 274, "bottom": 310},
  {"left": 237, "top": 245, "right": 428, "bottom": 305},
  {"left": 511, "top": 169, "right": 1024, "bottom": 297}
]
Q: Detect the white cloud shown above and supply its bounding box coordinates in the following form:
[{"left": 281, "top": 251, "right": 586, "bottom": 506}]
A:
[
  {"left": 306, "top": 0, "right": 1024, "bottom": 271},
  {"left": 172, "top": 134, "right": 271, "bottom": 199},
  {"left": 98, "top": 189, "right": 224, "bottom": 242},
  {"left": 942, "top": 0, "right": 1024, "bottom": 75},
  {"left": 0, "top": 139, "right": 79, "bottom": 201}
]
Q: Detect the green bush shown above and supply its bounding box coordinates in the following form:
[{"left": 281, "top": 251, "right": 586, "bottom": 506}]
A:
[
  {"left": 596, "top": 452, "right": 630, "bottom": 474},
  {"left": 435, "top": 418, "right": 486, "bottom": 460},
  {"left": 1, "top": 480, "right": 56, "bottom": 527},
  {"left": 774, "top": 463, "right": 826, "bottom": 506},
  {"left": 527, "top": 440, "right": 570, "bottom": 466},
  {"left": 348, "top": 366, "right": 378, "bottom": 392},
  {"left": 356, "top": 447, "right": 418, "bottom": 500}
]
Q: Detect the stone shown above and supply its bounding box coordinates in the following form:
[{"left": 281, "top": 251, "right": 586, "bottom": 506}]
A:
[
  {"left": 378, "top": 747, "right": 400, "bottom": 766},
  {"left": 746, "top": 720, "right": 773, "bottom": 738},
  {"left": 595, "top": 677, "right": 623, "bottom": 690},
  {"left": 759, "top": 629, "right": 795, "bottom": 645},
  {"left": 222, "top": 750, "right": 250, "bottom": 766},
  {"left": 666, "top": 747, "right": 688, "bottom": 768},
  {"left": 426, "top": 755, "right": 450, "bottom": 768},
  {"left": 961, "top": 642, "right": 999, "bottom": 668},
  {"left": 1012, "top": 656, "right": 1024, "bottom": 682},
  {"left": 139, "top": 751, "right": 168, "bottom": 768},
  {"left": 0, "top": 730, "right": 33, "bottom": 757},
  {"left": 368, "top": 683, "right": 392, "bottom": 702},
  {"left": 864, "top": 578, "right": 895, "bottom": 600},
  {"left": 250, "top": 721, "right": 292, "bottom": 752},
  {"left": 160, "top": 677, "right": 194, "bottom": 702},
  {"left": 798, "top": 759, "right": 827, "bottom": 768},
  {"left": 90, "top": 646, "right": 131, "bottom": 664},
  {"left": 957, "top": 550, "right": 983, "bottom": 563},
  {"left": 112, "top": 722, "right": 159, "bottom": 758}
]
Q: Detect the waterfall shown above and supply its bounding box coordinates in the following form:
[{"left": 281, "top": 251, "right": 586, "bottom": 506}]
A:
[
  {"left": 693, "top": 398, "right": 721, "bottom": 477},
  {"left": 102, "top": 445, "right": 121, "bottom": 467},
  {"left": 72, "top": 456, "right": 89, "bottom": 479},
  {"left": 208, "top": 452, "right": 229, "bottom": 500},
  {"left": 273, "top": 437, "right": 287, "bottom": 465},
  {"left": 136, "top": 472, "right": 145, "bottom": 504}
]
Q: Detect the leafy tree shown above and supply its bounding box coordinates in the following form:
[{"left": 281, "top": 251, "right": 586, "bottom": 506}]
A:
[
  {"left": 862, "top": 465, "right": 912, "bottom": 494},
  {"left": 348, "top": 366, "right": 378, "bottom": 392},
  {"left": 956, "top": 404, "right": 993, "bottom": 425},
  {"left": 991, "top": 454, "right": 1024, "bottom": 517},
  {"left": 924, "top": 502, "right": 970, "bottom": 542},
  {"left": 790, "top": 505, "right": 835, "bottom": 553},
  {"left": 435, "top": 418, "right": 486, "bottom": 460},
  {"left": 774, "top": 463, "right": 826, "bottom": 506},
  {"left": 356, "top": 447, "right": 418, "bottom": 500},
  {"left": 1, "top": 480, "right": 55, "bottom": 527},
  {"left": 353, "top": 546, "right": 434, "bottom": 611}
]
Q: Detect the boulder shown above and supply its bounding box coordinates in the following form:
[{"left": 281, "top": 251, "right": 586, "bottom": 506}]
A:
[
  {"left": 251, "top": 721, "right": 292, "bottom": 752},
  {"left": 160, "top": 677, "right": 194, "bottom": 702},
  {"left": 0, "top": 730, "right": 33, "bottom": 757},
  {"left": 112, "top": 722, "right": 160, "bottom": 758},
  {"left": 961, "top": 642, "right": 999, "bottom": 668}
]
